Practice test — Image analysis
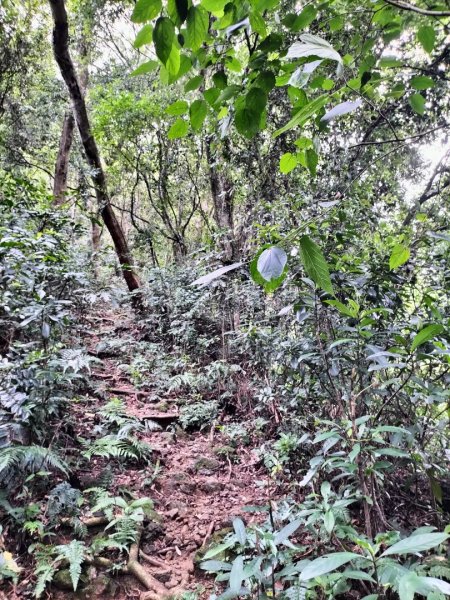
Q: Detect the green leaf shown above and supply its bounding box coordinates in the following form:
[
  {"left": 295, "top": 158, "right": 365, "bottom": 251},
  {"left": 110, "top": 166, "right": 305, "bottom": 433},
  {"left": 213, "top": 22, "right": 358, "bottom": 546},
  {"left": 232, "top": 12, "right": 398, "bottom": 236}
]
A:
[
  {"left": 249, "top": 11, "right": 267, "bottom": 38},
  {"left": 168, "top": 118, "right": 189, "bottom": 139},
  {"left": 389, "top": 244, "right": 410, "bottom": 269},
  {"left": 130, "top": 60, "right": 159, "bottom": 76},
  {"left": 292, "top": 5, "right": 317, "bottom": 31},
  {"left": 131, "top": 0, "right": 162, "bottom": 23},
  {"left": 201, "top": 0, "right": 228, "bottom": 14},
  {"left": 186, "top": 6, "right": 209, "bottom": 51},
  {"left": 166, "top": 43, "right": 181, "bottom": 76},
  {"left": 417, "top": 25, "right": 435, "bottom": 54},
  {"left": 409, "top": 93, "right": 426, "bottom": 115},
  {"left": 133, "top": 24, "right": 154, "bottom": 48},
  {"left": 185, "top": 74, "right": 204, "bottom": 92},
  {"left": 232, "top": 518, "right": 247, "bottom": 545},
  {"left": 190, "top": 99, "right": 208, "bottom": 131},
  {"left": 300, "top": 552, "right": 363, "bottom": 581},
  {"left": 274, "top": 94, "right": 328, "bottom": 137},
  {"left": 153, "top": 17, "right": 175, "bottom": 65},
  {"left": 305, "top": 148, "right": 318, "bottom": 176},
  {"left": 299, "top": 235, "right": 334, "bottom": 295},
  {"left": 257, "top": 246, "right": 288, "bottom": 282},
  {"left": 175, "top": 0, "right": 188, "bottom": 24},
  {"left": 250, "top": 246, "right": 287, "bottom": 292},
  {"left": 324, "top": 510, "right": 335, "bottom": 534},
  {"left": 166, "top": 100, "right": 189, "bottom": 116},
  {"left": 398, "top": 572, "right": 422, "bottom": 600},
  {"left": 280, "top": 152, "right": 297, "bottom": 174},
  {"left": 200, "top": 560, "right": 232, "bottom": 572},
  {"left": 411, "top": 324, "right": 444, "bottom": 352},
  {"left": 274, "top": 519, "right": 302, "bottom": 544},
  {"left": 202, "top": 539, "right": 235, "bottom": 560},
  {"left": 234, "top": 87, "right": 267, "bottom": 137},
  {"left": 229, "top": 556, "right": 244, "bottom": 593},
  {"left": 287, "top": 33, "right": 342, "bottom": 64},
  {"left": 410, "top": 75, "right": 435, "bottom": 90},
  {"left": 381, "top": 532, "right": 449, "bottom": 557}
]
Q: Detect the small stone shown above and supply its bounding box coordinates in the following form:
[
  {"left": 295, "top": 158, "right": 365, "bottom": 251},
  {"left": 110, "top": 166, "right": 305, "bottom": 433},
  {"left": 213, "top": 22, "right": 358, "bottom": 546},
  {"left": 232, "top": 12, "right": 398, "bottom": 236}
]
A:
[
  {"left": 53, "top": 569, "right": 73, "bottom": 590},
  {"left": 192, "top": 457, "right": 222, "bottom": 474}
]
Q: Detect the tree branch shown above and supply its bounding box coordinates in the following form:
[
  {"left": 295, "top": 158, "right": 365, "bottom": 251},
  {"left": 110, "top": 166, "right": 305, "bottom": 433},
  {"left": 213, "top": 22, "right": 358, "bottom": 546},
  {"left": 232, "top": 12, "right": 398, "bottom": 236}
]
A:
[{"left": 384, "top": 0, "right": 450, "bottom": 16}]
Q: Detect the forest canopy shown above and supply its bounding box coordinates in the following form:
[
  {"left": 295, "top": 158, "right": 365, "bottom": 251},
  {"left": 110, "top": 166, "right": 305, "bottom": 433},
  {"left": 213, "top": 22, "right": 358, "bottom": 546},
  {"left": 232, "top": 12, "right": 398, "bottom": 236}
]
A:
[{"left": 0, "top": 0, "right": 449, "bottom": 599}]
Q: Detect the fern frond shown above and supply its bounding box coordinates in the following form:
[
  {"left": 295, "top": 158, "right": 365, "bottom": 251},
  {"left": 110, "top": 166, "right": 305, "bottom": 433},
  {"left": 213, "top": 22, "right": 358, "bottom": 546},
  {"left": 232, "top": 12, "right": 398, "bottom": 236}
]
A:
[
  {"left": 34, "top": 562, "right": 57, "bottom": 598},
  {"left": 83, "top": 435, "right": 151, "bottom": 463},
  {"left": 55, "top": 540, "right": 86, "bottom": 591},
  {"left": 0, "top": 446, "right": 68, "bottom": 482}
]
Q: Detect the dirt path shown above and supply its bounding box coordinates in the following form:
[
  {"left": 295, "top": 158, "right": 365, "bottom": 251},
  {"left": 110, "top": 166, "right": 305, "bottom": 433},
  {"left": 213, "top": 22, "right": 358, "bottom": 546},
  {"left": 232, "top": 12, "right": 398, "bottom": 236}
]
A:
[{"left": 68, "top": 305, "right": 271, "bottom": 599}]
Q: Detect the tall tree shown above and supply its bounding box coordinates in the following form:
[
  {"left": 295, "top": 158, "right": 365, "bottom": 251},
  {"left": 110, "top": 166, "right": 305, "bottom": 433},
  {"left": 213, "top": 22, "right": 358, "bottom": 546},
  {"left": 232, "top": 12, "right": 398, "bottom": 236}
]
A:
[{"left": 48, "top": 0, "right": 141, "bottom": 293}]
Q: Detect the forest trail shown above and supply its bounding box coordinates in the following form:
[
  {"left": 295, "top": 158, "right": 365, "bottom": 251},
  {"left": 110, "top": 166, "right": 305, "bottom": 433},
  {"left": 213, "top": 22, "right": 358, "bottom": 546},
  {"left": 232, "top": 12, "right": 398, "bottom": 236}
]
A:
[{"left": 67, "top": 303, "right": 271, "bottom": 600}]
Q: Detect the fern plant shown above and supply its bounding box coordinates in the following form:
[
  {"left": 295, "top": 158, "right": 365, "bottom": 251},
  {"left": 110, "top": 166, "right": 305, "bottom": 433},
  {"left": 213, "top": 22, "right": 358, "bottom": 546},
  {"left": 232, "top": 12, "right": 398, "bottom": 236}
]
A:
[
  {"left": 85, "top": 489, "right": 156, "bottom": 551},
  {"left": 0, "top": 445, "right": 68, "bottom": 487},
  {"left": 31, "top": 539, "right": 88, "bottom": 597},
  {"left": 82, "top": 434, "right": 152, "bottom": 463}
]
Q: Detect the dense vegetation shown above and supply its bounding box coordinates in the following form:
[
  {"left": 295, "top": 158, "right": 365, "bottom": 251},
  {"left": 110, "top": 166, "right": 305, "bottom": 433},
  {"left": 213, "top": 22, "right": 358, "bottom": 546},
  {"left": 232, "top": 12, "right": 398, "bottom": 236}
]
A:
[{"left": 0, "top": 0, "right": 449, "bottom": 598}]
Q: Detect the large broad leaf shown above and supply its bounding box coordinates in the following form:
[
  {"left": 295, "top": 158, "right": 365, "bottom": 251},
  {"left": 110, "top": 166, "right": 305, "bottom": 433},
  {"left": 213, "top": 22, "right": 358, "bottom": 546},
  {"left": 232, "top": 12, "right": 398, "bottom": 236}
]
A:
[
  {"left": 381, "top": 532, "right": 449, "bottom": 557},
  {"left": 166, "top": 100, "right": 189, "bottom": 116},
  {"left": 200, "top": 560, "right": 231, "bottom": 572},
  {"left": 389, "top": 244, "right": 410, "bottom": 270},
  {"left": 409, "top": 93, "right": 426, "bottom": 115},
  {"left": 299, "top": 552, "right": 363, "bottom": 581},
  {"left": 250, "top": 250, "right": 287, "bottom": 293},
  {"left": 287, "top": 34, "right": 342, "bottom": 65},
  {"left": 288, "top": 59, "right": 322, "bottom": 89},
  {"left": 202, "top": 539, "right": 235, "bottom": 560},
  {"left": 131, "top": 0, "right": 162, "bottom": 23},
  {"left": 168, "top": 118, "right": 189, "bottom": 139},
  {"left": 191, "top": 262, "right": 242, "bottom": 286},
  {"left": 398, "top": 572, "right": 422, "bottom": 600},
  {"left": 130, "top": 60, "right": 159, "bottom": 76},
  {"left": 229, "top": 556, "right": 244, "bottom": 594},
  {"left": 280, "top": 152, "right": 297, "bottom": 174},
  {"left": 420, "top": 577, "right": 450, "bottom": 595},
  {"left": 274, "top": 519, "right": 302, "bottom": 545},
  {"left": 190, "top": 99, "right": 208, "bottom": 131},
  {"left": 153, "top": 17, "right": 175, "bottom": 66},
  {"left": 299, "top": 235, "right": 334, "bottom": 295},
  {"left": 417, "top": 25, "right": 435, "bottom": 53},
  {"left": 174, "top": 0, "right": 188, "bottom": 24},
  {"left": 186, "top": 6, "right": 209, "bottom": 51},
  {"left": 133, "top": 24, "right": 154, "bottom": 48},
  {"left": 234, "top": 87, "right": 267, "bottom": 138},
  {"left": 411, "top": 324, "right": 444, "bottom": 352},
  {"left": 232, "top": 518, "right": 247, "bottom": 545},
  {"left": 274, "top": 94, "right": 328, "bottom": 137},
  {"left": 411, "top": 76, "right": 435, "bottom": 90},
  {"left": 321, "top": 99, "right": 362, "bottom": 123},
  {"left": 257, "top": 246, "right": 287, "bottom": 282}
]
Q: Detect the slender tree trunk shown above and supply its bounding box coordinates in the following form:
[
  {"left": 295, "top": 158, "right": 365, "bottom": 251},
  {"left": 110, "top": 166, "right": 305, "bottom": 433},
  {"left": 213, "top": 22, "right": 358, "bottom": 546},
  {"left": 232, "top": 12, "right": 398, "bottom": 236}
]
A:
[
  {"left": 206, "top": 138, "right": 236, "bottom": 262},
  {"left": 53, "top": 36, "right": 88, "bottom": 205},
  {"left": 48, "top": 0, "right": 141, "bottom": 294},
  {"left": 53, "top": 109, "right": 75, "bottom": 204}
]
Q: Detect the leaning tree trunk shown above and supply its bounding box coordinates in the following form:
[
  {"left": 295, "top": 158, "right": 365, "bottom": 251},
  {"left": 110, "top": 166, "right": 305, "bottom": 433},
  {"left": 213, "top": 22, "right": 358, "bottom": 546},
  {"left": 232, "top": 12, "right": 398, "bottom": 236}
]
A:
[{"left": 48, "top": 0, "right": 141, "bottom": 294}]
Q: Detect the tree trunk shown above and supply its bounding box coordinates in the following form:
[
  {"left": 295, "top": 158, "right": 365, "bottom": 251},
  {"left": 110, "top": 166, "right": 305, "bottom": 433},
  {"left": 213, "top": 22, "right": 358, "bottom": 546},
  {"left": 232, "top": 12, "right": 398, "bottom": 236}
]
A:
[
  {"left": 53, "top": 109, "right": 75, "bottom": 204},
  {"left": 53, "top": 36, "right": 88, "bottom": 205},
  {"left": 48, "top": 0, "right": 141, "bottom": 294},
  {"left": 206, "top": 138, "right": 236, "bottom": 262}
]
